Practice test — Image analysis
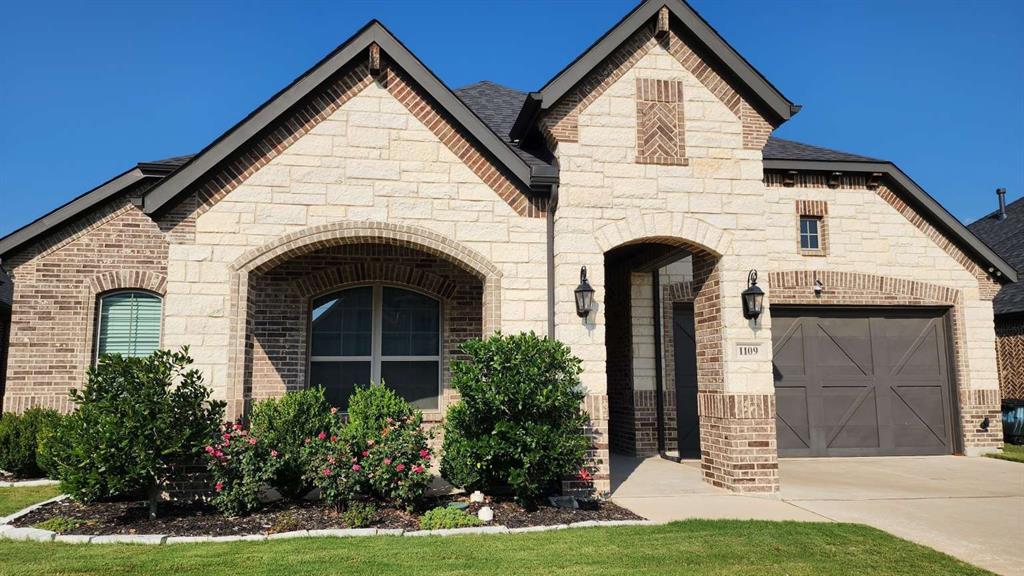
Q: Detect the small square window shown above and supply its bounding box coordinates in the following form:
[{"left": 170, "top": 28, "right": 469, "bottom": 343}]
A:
[{"left": 799, "top": 217, "right": 821, "bottom": 251}]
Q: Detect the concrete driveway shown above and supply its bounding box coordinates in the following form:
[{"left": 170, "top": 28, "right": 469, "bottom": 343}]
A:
[
  {"left": 780, "top": 456, "right": 1023, "bottom": 576},
  {"left": 610, "top": 454, "right": 1023, "bottom": 575}
]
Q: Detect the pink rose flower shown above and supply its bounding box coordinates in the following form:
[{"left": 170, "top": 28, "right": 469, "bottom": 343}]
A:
[
  {"left": 395, "top": 463, "right": 405, "bottom": 472},
  {"left": 419, "top": 449, "right": 430, "bottom": 459},
  {"left": 322, "top": 468, "right": 332, "bottom": 476},
  {"left": 204, "top": 445, "right": 215, "bottom": 454},
  {"left": 330, "top": 436, "right": 337, "bottom": 443},
  {"left": 330, "top": 407, "right": 338, "bottom": 414},
  {"left": 222, "top": 439, "right": 230, "bottom": 447},
  {"left": 215, "top": 482, "right": 224, "bottom": 492},
  {"left": 352, "top": 464, "right": 362, "bottom": 472},
  {"left": 247, "top": 437, "right": 257, "bottom": 445},
  {"left": 367, "top": 439, "right": 376, "bottom": 446},
  {"left": 223, "top": 433, "right": 231, "bottom": 440},
  {"left": 233, "top": 423, "right": 243, "bottom": 431},
  {"left": 383, "top": 458, "right": 392, "bottom": 465},
  {"left": 270, "top": 450, "right": 279, "bottom": 458},
  {"left": 317, "top": 431, "right": 327, "bottom": 441},
  {"left": 361, "top": 450, "right": 369, "bottom": 457},
  {"left": 327, "top": 455, "right": 336, "bottom": 464}
]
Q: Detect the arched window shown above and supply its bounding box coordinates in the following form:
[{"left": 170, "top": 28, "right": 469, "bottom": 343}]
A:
[
  {"left": 95, "top": 291, "right": 163, "bottom": 360},
  {"left": 310, "top": 285, "right": 440, "bottom": 411}
]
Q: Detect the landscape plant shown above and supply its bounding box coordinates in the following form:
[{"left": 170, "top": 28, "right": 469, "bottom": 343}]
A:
[
  {"left": 205, "top": 422, "right": 282, "bottom": 516},
  {"left": 249, "top": 387, "right": 334, "bottom": 499},
  {"left": 441, "top": 332, "right": 591, "bottom": 504},
  {"left": 419, "top": 506, "right": 482, "bottom": 530},
  {"left": 43, "top": 348, "right": 224, "bottom": 518},
  {"left": 0, "top": 407, "right": 61, "bottom": 478}
]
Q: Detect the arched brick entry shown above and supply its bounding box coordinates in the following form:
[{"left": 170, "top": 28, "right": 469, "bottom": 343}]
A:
[{"left": 226, "top": 221, "right": 502, "bottom": 417}]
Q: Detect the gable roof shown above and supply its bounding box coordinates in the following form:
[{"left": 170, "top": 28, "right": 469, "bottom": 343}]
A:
[
  {"left": 969, "top": 195, "right": 1024, "bottom": 315},
  {"left": 143, "top": 21, "right": 559, "bottom": 216},
  {"left": 510, "top": 0, "right": 800, "bottom": 141},
  {"left": 763, "top": 155, "right": 1018, "bottom": 283},
  {"left": 0, "top": 155, "right": 191, "bottom": 259}
]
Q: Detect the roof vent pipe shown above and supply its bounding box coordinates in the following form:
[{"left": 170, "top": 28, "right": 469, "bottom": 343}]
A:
[{"left": 997, "top": 188, "right": 1008, "bottom": 220}]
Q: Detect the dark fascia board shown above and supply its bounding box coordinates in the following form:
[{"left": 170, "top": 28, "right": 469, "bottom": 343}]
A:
[
  {"left": 144, "top": 21, "right": 549, "bottom": 215},
  {"left": 763, "top": 158, "right": 1018, "bottom": 283},
  {"left": 0, "top": 167, "right": 152, "bottom": 260},
  {"left": 511, "top": 0, "right": 798, "bottom": 141}
]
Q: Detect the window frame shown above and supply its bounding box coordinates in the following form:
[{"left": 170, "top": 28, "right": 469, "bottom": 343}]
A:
[
  {"left": 799, "top": 215, "right": 823, "bottom": 253},
  {"left": 307, "top": 283, "right": 443, "bottom": 412},
  {"left": 93, "top": 289, "right": 164, "bottom": 363}
]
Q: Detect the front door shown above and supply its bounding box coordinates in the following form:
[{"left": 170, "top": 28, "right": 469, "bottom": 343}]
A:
[{"left": 673, "top": 304, "right": 700, "bottom": 458}]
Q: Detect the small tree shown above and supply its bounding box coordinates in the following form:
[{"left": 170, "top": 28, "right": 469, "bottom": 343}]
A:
[
  {"left": 441, "top": 332, "right": 591, "bottom": 504},
  {"left": 45, "top": 348, "right": 224, "bottom": 518}
]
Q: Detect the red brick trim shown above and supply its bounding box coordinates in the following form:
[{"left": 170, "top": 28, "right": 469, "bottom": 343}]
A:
[
  {"left": 540, "top": 22, "right": 774, "bottom": 150},
  {"left": 225, "top": 220, "right": 502, "bottom": 419},
  {"left": 635, "top": 78, "right": 687, "bottom": 166},
  {"left": 171, "top": 59, "right": 541, "bottom": 223},
  {"left": 766, "top": 173, "right": 1000, "bottom": 298},
  {"left": 290, "top": 263, "right": 458, "bottom": 301},
  {"left": 698, "top": 391, "right": 778, "bottom": 493}
]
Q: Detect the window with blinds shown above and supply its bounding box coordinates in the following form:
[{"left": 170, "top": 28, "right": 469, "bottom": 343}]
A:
[{"left": 95, "top": 291, "right": 162, "bottom": 359}]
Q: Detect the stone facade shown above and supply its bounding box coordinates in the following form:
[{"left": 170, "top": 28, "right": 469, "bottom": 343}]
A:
[{"left": 0, "top": 3, "right": 1010, "bottom": 496}]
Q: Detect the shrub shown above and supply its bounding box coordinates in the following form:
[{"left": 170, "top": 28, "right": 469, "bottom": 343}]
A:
[
  {"left": 441, "top": 332, "right": 590, "bottom": 504},
  {"left": 341, "top": 500, "right": 378, "bottom": 528},
  {"left": 419, "top": 506, "right": 481, "bottom": 530},
  {"left": 249, "top": 387, "right": 335, "bottom": 499},
  {"left": 33, "top": 516, "right": 84, "bottom": 533},
  {"left": 45, "top": 348, "right": 224, "bottom": 518},
  {"left": 304, "top": 384, "right": 432, "bottom": 510},
  {"left": 0, "top": 408, "right": 62, "bottom": 478},
  {"left": 205, "top": 422, "right": 282, "bottom": 516}
]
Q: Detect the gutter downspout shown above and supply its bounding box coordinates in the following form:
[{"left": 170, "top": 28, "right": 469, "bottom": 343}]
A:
[{"left": 546, "top": 184, "right": 559, "bottom": 339}]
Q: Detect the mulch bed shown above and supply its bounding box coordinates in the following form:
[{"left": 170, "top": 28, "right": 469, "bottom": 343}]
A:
[{"left": 11, "top": 494, "right": 642, "bottom": 536}]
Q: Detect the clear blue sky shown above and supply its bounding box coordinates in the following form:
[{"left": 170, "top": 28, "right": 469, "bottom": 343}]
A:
[{"left": 1, "top": 0, "right": 1021, "bottom": 237}]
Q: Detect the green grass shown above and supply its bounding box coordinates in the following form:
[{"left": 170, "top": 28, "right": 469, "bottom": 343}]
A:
[
  {"left": 985, "top": 443, "right": 1024, "bottom": 463},
  {"left": 0, "top": 485, "right": 61, "bottom": 517},
  {"left": 0, "top": 520, "right": 989, "bottom": 576}
]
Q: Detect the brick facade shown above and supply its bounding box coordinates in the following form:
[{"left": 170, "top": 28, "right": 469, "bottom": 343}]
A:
[{"left": 996, "top": 316, "right": 1024, "bottom": 401}]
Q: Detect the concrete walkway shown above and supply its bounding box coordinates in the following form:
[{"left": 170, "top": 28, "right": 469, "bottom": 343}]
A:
[{"left": 609, "top": 453, "right": 1024, "bottom": 575}]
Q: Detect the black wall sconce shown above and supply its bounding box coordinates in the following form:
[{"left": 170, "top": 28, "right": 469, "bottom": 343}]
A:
[
  {"left": 575, "top": 266, "right": 595, "bottom": 318},
  {"left": 741, "top": 269, "right": 764, "bottom": 320}
]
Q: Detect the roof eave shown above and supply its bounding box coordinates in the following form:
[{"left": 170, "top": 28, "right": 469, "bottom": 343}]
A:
[
  {"left": 524, "top": 0, "right": 798, "bottom": 128},
  {"left": 143, "top": 21, "right": 547, "bottom": 216},
  {"left": 763, "top": 158, "right": 1019, "bottom": 284}
]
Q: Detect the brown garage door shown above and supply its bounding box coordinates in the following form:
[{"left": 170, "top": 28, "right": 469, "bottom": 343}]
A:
[{"left": 772, "top": 307, "right": 956, "bottom": 457}]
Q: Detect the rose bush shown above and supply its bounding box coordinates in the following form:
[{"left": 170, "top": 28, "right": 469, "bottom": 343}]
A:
[{"left": 205, "top": 422, "right": 282, "bottom": 516}]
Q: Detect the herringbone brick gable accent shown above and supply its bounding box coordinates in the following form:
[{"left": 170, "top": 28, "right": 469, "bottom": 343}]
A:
[
  {"left": 636, "top": 78, "right": 687, "bottom": 165},
  {"left": 540, "top": 22, "right": 774, "bottom": 150},
  {"left": 996, "top": 317, "right": 1024, "bottom": 401}
]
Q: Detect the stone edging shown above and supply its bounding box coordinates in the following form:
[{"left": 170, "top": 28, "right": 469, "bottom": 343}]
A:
[
  {"left": 0, "top": 499, "right": 654, "bottom": 544},
  {"left": 0, "top": 479, "right": 60, "bottom": 489}
]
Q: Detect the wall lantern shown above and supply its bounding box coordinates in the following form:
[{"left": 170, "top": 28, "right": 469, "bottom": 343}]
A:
[
  {"left": 575, "top": 266, "right": 595, "bottom": 318},
  {"left": 741, "top": 269, "right": 764, "bottom": 320}
]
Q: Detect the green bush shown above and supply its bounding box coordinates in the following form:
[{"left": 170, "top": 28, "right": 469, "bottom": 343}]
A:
[
  {"left": 205, "top": 422, "right": 282, "bottom": 516},
  {"left": 45, "top": 348, "right": 224, "bottom": 517},
  {"left": 249, "top": 387, "right": 334, "bottom": 499},
  {"left": 441, "top": 332, "right": 590, "bottom": 504},
  {"left": 304, "top": 384, "right": 432, "bottom": 510},
  {"left": 419, "top": 506, "right": 481, "bottom": 530},
  {"left": 341, "top": 500, "right": 378, "bottom": 528},
  {"left": 33, "top": 516, "right": 84, "bottom": 533},
  {"left": 0, "top": 408, "right": 62, "bottom": 478}
]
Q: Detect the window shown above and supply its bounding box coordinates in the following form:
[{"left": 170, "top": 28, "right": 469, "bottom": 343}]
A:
[
  {"left": 95, "top": 291, "right": 162, "bottom": 360},
  {"left": 310, "top": 285, "right": 440, "bottom": 411},
  {"left": 799, "top": 216, "right": 821, "bottom": 251}
]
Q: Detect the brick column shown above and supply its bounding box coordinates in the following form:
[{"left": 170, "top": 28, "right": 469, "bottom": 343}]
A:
[
  {"left": 698, "top": 392, "right": 779, "bottom": 493},
  {"left": 960, "top": 389, "right": 1003, "bottom": 455}
]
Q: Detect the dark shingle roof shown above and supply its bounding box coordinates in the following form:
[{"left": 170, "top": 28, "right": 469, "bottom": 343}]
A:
[
  {"left": 969, "top": 195, "right": 1024, "bottom": 315},
  {"left": 454, "top": 81, "right": 554, "bottom": 172},
  {"left": 763, "top": 137, "right": 883, "bottom": 162}
]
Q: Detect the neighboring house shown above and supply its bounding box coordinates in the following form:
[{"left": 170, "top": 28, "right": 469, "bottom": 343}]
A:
[
  {"left": 0, "top": 0, "right": 1015, "bottom": 494},
  {"left": 969, "top": 191, "right": 1024, "bottom": 409},
  {"left": 0, "top": 267, "right": 10, "bottom": 411}
]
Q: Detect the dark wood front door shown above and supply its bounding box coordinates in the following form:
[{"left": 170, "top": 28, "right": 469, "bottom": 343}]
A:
[
  {"left": 673, "top": 304, "right": 700, "bottom": 458},
  {"left": 772, "top": 307, "right": 956, "bottom": 457}
]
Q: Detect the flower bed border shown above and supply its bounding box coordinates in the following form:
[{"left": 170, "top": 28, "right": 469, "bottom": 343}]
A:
[
  {"left": 0, "top": 479, "right": 60, "bottom": 488},
  {"left": 0, "top": 497, "right": 654, "bottom": 544}
]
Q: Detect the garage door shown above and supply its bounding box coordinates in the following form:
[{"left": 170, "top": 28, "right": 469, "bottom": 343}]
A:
[{"left": 772, "top": 307, "right": 956, "bottom": 457}]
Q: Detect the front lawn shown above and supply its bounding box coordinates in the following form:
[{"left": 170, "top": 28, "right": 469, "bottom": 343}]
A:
[
  {"left": 0, "top": 520, "right": 988, "bottom": 576},
  {"left": 985, "top": 443, "right": 1024, "bottom": 463},
  {"left": 0, "top": 485, "right": 61, "bottom": 517}
]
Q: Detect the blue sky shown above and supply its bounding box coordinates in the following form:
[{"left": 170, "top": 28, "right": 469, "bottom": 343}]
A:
[{"left": 0, "top": 0, "right": 1021, "bottom": 237}]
